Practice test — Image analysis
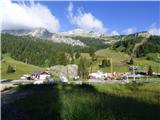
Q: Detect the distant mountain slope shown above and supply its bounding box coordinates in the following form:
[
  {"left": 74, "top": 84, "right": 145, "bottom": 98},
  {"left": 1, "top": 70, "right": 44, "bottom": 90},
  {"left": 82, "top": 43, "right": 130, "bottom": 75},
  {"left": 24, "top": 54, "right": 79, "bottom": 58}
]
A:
[
  {"left": 2, "top": 28, "right": 102, "bottom": 46},
  {"left": 70, "top": 36, "right": 111, "bottom": 50},
  {"left": 2, "top": 28, "right": 157, "bottom": 49},
  {"left": 1, "top": 34, "right": 96, "bottom": 67},
  {"left": 28, "top": 27, "right": 53, "bottom": 38},
  {"left": 113, "top": 35, "right": 160, "bottom": 57},
  {"left": 1, "top": 54, "right": 41, "bottom": 79},
  {"left": 2, "top": 29, "right": 31, "bottom": 36},
  {"left": 2, "top": 28, "right": 115, "bottom": 46},
  {"left": 2, "top": 28, "right": 86, "bottom": 46},
  {"left": 129, "top": 31, "right": 151, "bottom": 38}
]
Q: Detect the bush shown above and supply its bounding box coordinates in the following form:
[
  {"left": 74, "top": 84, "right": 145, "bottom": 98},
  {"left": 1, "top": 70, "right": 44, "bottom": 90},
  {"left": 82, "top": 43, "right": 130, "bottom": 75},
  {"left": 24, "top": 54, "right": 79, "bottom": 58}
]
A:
[
  {"left": 128, "top": 58, "right": 134, "bottom": 65},
  {"left": 7, "top": 65, "right": 16, "bottom": 73}
]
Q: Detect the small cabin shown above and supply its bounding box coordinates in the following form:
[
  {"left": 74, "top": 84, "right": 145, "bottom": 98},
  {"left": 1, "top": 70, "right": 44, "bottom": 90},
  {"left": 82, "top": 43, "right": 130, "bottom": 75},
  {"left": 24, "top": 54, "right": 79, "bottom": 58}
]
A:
[{"left": 31, "top": 71, "right": 50, "bottom": 80}]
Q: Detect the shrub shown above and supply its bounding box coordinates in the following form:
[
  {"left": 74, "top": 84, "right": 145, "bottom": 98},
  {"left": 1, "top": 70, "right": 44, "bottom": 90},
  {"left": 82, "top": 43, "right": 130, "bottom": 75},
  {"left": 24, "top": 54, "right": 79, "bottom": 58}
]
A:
[
  {"left": 128, "top": 58, "right": 134, "bottom": 65},
  {"left": 7, "top": 65, "right": 16, "bottom": 73}
]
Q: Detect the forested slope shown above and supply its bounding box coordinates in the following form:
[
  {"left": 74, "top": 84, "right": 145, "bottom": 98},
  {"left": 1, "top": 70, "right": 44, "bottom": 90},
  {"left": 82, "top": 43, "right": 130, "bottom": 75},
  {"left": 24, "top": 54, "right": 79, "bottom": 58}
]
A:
[
  {"left": 113, "top": 36, "right": 160, "bottom": 57},
  {"left": 1, "top": 34, "right": 85, "bottom": 67}
]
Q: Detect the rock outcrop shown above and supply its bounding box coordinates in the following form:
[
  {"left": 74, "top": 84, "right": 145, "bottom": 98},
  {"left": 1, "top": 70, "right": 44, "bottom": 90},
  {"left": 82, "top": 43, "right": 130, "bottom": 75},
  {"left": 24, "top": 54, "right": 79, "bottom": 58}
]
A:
[
  {"left": 133, "top": 31, "right": 151, "bottom": 38},
  {"left": 49, "top": 64, "right": 78, "bottom": 78}
]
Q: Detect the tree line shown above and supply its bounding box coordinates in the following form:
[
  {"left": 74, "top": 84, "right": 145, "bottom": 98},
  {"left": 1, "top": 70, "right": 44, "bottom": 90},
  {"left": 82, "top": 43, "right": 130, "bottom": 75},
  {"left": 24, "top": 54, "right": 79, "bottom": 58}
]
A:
[{"left": 1, "top": 34, "right": 99, "bottom": 67}]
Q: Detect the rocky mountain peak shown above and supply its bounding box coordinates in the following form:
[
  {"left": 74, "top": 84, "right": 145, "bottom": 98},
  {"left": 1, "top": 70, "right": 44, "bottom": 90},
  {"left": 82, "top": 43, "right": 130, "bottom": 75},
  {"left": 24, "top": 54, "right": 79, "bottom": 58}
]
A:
[
  {"left": 29, "top": 27, "right": 53, "bottom": 38},
  {"left": 132, "top": 31, "right": 151, "bottom": 38}
]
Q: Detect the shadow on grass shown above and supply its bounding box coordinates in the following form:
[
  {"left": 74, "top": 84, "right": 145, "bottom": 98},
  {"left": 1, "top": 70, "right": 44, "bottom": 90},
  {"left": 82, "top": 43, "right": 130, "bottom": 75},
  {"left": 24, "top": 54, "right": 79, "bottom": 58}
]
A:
[
  {"left": 2, "top": 84, "right": 61, "bottom": 120},
  {"left": 1, "top": 83, "right": 160, "bottom": 120},
  {"left": 60, "top": 84, "right": 160, "bottom": 120}
]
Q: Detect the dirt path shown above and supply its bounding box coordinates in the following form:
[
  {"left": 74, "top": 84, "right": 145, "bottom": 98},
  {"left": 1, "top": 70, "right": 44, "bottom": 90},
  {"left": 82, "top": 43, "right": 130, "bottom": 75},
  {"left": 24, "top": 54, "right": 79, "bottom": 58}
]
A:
[{"left": 131, "top": 38, "right": 147, "bottom": 57}]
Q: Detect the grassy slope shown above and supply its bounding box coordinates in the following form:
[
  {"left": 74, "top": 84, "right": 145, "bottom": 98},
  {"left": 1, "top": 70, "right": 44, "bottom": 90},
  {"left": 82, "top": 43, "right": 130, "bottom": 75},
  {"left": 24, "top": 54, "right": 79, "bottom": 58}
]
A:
[
  {"left": 95, "top": 49, "right": 130, "bottom": 72},
  {"left": 1, "top": 55, "right": 41, "bottom": 79},
  {"left": 5, "top": 83, "right": 160, "bottom": 120},
  {"left": 81, "top": 48, "right": 160, "bottom": 72},
  {"left": 134, "top": 57, "right": 160, "bottom": 71}
]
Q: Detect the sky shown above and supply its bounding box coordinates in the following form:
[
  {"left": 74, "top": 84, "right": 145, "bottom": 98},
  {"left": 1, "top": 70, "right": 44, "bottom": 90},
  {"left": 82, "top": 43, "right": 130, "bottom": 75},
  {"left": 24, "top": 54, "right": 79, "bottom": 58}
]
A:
[{"left": 1, "top": 0, "right": 160, "bottom": 35}]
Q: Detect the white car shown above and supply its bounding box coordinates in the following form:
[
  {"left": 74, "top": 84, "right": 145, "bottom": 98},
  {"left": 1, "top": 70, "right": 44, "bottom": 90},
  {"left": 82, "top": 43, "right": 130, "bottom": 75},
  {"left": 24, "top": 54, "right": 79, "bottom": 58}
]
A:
[
  {"left": 20, "top": 74, "right": 30, "bottom": 80},
  {"left": 33, "top": 80, "right": 44, "bottom": 85},
  {"left": 60, "top": 76, "right": 68, "bottom": 83},
  {"left": 88, "top": 71, "right": 105, "bottom": 80},
  {"left": 73, "top": 76, "right": 80, "bottom": 80}
]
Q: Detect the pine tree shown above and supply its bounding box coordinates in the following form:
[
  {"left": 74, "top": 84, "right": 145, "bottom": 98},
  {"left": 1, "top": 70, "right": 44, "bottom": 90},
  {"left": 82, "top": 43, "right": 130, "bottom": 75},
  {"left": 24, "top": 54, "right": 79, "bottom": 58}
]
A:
[
  {"left": 100, "top": 59, "right": 110, "bottom": 68},
  {"left": 75, "top": 52, "right": 80, "bottom": 59},
  {"left": 78, "top": 57, "right": 88, "bottom": 78},
  {"left": 7, "top": 65, "right": 16, "bottom": 73},
  {"left": 148, "top": 65, "right": 153, "bottom": 76},
  {"left": 129, "top": 58, "right": 134, "bottom": 65}
]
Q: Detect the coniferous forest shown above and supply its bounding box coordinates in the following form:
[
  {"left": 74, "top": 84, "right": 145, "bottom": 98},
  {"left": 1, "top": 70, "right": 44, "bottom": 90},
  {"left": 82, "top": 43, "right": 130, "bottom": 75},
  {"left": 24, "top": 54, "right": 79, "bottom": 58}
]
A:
[{"left": 1, "top": 34, "right": 109, "bottom": 67}]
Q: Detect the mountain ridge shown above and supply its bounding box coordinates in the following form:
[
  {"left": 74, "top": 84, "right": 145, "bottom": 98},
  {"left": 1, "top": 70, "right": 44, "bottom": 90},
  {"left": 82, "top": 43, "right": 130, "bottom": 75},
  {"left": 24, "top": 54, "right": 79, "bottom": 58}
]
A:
[{"left": 1, "top": 28, "right": 154, "bottom": 47}]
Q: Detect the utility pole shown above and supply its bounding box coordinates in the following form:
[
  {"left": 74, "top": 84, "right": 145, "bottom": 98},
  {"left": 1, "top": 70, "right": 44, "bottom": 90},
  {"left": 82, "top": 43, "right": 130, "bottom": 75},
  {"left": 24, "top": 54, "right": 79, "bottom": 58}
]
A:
[
  {"left": 67, "top": 65, "right": 69, "bottom": 79},
  {"left": 25, "top": 58, "right": 28, "bottom": 64},
  {"left": 90, "top": 62, "right": 93, "bottom": 73},
  {"left": 110, "top": 58, "right": 113, "bottom": 75},
  {"left": 157, "top": 54, "right": 160, "bottom": 75}
]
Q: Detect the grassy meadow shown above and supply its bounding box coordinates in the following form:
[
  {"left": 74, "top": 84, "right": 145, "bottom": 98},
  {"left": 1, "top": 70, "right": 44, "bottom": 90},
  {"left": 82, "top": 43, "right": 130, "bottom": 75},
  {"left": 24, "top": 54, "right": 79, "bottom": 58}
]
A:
[
  {"left": 81, "top": 49, "right": 160, "bottom": 73},
  {"left": 2, "top": 83, "right": 160, "bottom": 120},
  {"left": 1, "top": 48, "right": 160, "bottom": 80},
  {"left": 1, "top": 54, "right": 42, "bottom": 79}
]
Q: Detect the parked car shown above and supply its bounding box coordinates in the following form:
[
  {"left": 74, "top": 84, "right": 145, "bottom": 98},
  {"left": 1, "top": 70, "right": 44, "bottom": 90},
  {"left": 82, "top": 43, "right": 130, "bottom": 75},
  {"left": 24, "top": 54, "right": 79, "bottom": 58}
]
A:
[
  {"left": 47, "top": 78, "right": 55, "bottom": 84},
  {"left": 20, "top": 74, "right": 31, "bottom": 80},
  {"left": 33, "top": 80, "right": 44, "bottom": 85},
  {"left": 60, "top": 76, "right": 68, "bottom": 83},
  {"left": 73, "top": 76, "right": 80, "bottom": 80}
]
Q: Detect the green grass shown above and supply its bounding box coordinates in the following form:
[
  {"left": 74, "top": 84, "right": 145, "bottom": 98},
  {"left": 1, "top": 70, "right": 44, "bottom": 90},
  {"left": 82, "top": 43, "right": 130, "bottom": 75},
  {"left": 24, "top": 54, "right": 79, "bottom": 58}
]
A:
[
  {"left": 3, "top": 83, "right": 160, "bottom": 120},
  {"left": 81, "top": 49, "right": 160, "bottom": 72},
  {"left": 134, "top": 58, "right": 160, "bottom": 72},
  {"left": 1, "top": 54, "right": 42, "bottom": 79},
  {"left": 145, "top": 53, "right": 160, "bottom": 63},
  {"left": 95, "top": 49, "right": 130, "bottom": 62}
]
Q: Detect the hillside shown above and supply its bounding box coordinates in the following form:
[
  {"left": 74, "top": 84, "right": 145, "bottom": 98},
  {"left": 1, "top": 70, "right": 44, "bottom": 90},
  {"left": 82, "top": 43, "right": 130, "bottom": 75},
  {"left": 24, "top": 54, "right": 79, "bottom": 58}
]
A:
[
  {"left": 1, "top": 33, "right": 160, "bottom": 77},
  {"left": 113, "top": 35, "right": 160, "bottom": 57},
  {"left": 1, "top": 54, "right": 41, "bottom": 79},
  {"left": 2, "top": 28, "right": 107, "bottom": 46},
  {"left": 1, "top": 34, "right": 85, "bottom": 67},
  {"left": 1, "top": 34, "right": 110, "bottom": 67},
  {"left": 81, "top": 49, "right": 160, "bottom": 72},
  {"left": 69, "top": 36, "right": 112, "bottom": 50}
]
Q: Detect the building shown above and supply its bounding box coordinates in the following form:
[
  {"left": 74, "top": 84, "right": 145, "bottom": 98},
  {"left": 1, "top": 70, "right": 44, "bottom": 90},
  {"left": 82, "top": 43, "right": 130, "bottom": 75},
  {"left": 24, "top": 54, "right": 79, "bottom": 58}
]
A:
[{"left": 31, "top": 71, "right": 50, "bottom": 80}]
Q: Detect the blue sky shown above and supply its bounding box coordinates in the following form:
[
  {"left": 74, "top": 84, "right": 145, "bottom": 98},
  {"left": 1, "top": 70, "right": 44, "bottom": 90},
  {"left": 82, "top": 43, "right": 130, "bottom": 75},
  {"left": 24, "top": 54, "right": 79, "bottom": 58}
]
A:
[
  {"left": 2, "top": 0, "right": 160, "bottom": 35},
  {"left": 41, "top": 1, "right": 159, "bottom": 33}
]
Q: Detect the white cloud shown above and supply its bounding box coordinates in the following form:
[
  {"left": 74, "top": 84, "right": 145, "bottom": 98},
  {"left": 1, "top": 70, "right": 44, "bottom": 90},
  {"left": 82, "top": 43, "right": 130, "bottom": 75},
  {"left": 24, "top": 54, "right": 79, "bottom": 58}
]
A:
[
  {"left": 1, "top": 0, "right": 60, "bottom": 32},
  {"left": 148, "top": 23, "right": 160, "bottom": 35},
  {"left": 123, "top": 27, "right": 136, "bottom": 35},
  {"left": 67, "top": 2, "right": 106, "bottom": 33},
  {"left": 111, "top": 30, "right": 119, "bottom": 36}
]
